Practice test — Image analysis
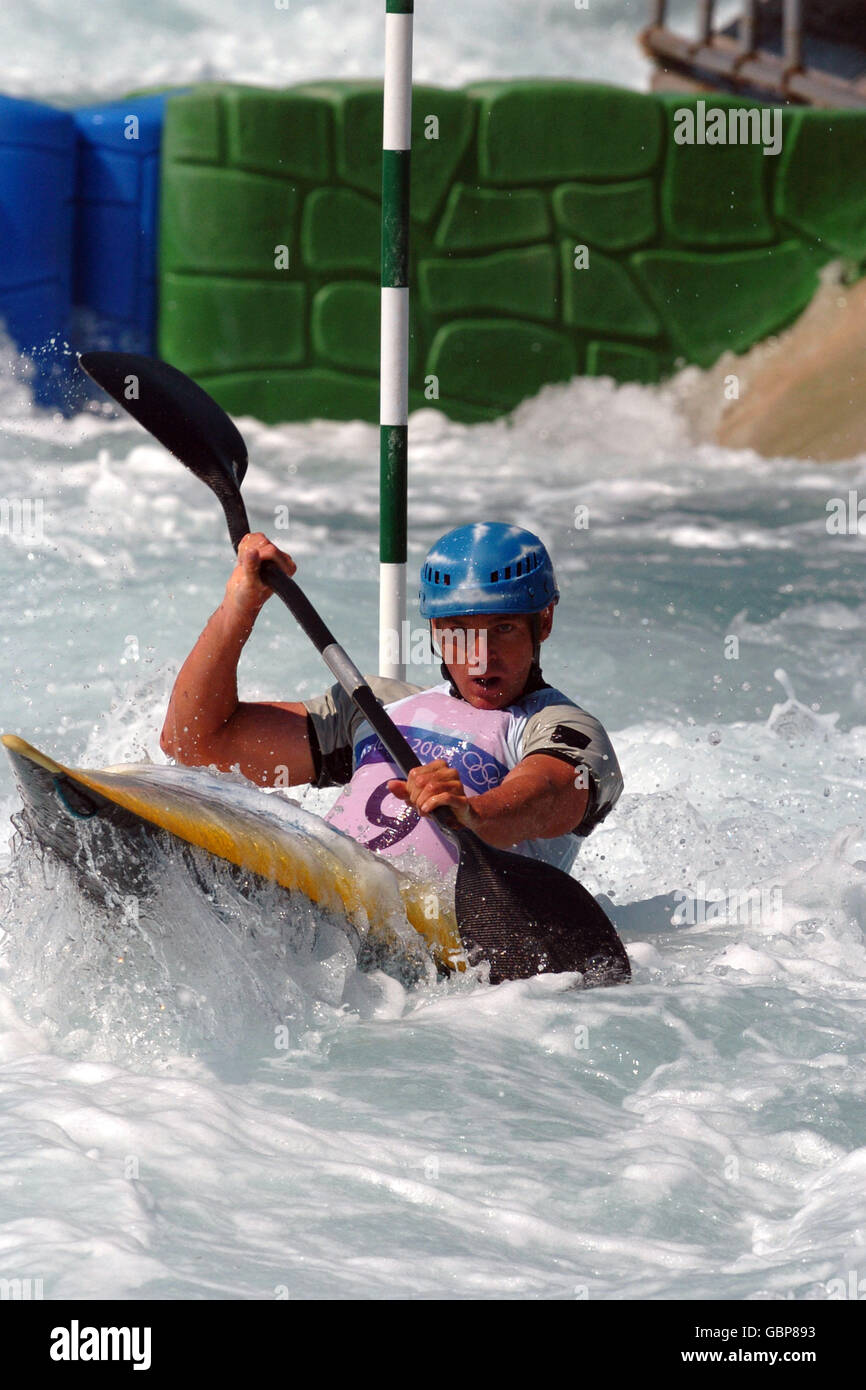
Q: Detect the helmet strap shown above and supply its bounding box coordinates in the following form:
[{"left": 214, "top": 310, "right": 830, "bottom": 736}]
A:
[
  {"left": 522, "top": 612, "right": 548, "bottom": 696},
  {"left": 530, "top": 612, "right": 541, "bottom": 666}
]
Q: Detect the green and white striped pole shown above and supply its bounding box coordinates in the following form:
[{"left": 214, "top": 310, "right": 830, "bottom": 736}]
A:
[{"left": 379, "top": 0, "right": 414, "bottom": 680}]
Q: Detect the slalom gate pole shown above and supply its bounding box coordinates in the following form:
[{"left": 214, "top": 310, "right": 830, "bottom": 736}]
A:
[{"left": 379, "top": 0, "right": 414, "bottom": 679}]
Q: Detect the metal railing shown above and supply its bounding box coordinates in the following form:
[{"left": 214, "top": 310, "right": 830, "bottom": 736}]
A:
[
  {"left": 783, "top": 0, "right": 802, "bottom": 69},
  {"left": 697, "top": 2, "right": 714, "bottom": 45},
  {"left": 647, "top": 0, "right": 802, "bottom": 55},
  {"left": 641, "top": 0, "right": 866, "bottom": 107},
  {"left": 740, "top": 0, "right": 758, "bottom": 54}
]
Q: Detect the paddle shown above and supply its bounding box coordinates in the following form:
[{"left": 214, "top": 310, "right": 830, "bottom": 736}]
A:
[{"left": 79, "top": 351, "right": 630, "bottom": 987}]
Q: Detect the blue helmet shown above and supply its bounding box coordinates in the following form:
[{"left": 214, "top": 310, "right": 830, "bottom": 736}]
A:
[{"left": 419, "top": 522, "right": 559, "bottom": 619}]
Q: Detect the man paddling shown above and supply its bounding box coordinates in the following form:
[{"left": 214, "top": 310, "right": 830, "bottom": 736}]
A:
[{"left": 160, "top": 523, "right": 623, "bottom": 879}]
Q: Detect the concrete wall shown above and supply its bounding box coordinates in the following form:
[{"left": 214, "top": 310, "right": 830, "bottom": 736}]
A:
[{"left": 0, "top": 81, "right": 861, "bottom": 420}]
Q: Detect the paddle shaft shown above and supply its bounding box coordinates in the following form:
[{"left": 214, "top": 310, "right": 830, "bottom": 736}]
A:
[
  {"left": 229, "top": 491, "right": 425, "bottom": 780},
  {"left": 262, "top": 559, "right": 425, "bottom": 778},
  {"left": 221, "top": 490, "right": 430, "bottom": 814},
  {"left": 260, "top": 556, "right": 467, "bottom": 848}
]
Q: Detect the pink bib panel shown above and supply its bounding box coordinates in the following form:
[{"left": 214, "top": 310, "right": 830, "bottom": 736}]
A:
[{"left": 324, "top": 688, "right": 513, "bottom": 874}]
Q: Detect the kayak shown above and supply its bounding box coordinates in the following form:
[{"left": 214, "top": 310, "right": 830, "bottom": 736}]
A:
[{"left": 2, "top": 734, "right": 464, "bottom": 974}]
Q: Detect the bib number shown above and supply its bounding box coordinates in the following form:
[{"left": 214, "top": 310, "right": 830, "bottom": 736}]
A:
[{"left": 363, "top": 780, "right": 420, "bottom": 853}]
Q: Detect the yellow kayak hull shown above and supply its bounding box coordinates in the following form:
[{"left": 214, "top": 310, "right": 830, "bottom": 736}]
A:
[{"left": 2, "top": 734, "right": 464, "bottom": 971}]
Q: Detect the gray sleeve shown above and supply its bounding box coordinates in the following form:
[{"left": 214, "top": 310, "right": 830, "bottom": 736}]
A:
[
  {"left": 302, "top": 676, "right": 422, "bottom": 789},
  {"left": 520, "top": 703, "right": 623, "bottom": 835}
]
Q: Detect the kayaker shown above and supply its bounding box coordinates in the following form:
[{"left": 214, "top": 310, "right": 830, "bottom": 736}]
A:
[{"left": 160, "top": 522, "right": 623, "bottom": 877}]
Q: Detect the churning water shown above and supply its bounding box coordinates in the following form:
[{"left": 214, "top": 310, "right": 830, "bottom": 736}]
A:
[{"left": 1, "top": 0, "right": 865, "bottom": 1301}]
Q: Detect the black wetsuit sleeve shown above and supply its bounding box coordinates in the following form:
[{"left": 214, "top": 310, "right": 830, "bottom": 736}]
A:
[{"left": 304, "top": 712, "right": 354, "bottom": 789}]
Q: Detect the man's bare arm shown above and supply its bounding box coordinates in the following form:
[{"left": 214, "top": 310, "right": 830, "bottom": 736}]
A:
[
  {"left": 388, "top": 754, "right": 589, "bottom": 848},
  {"left": 160, "top": 534, "right": 316, "bottom": 787}
]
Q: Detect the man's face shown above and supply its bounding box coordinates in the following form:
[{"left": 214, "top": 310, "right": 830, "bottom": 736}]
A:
[{"left": 431, "top": 606, "right": 554, "bottom": 710}]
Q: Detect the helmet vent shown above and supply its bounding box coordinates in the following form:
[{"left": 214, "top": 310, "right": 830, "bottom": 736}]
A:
[{"left": 423, "top": 565, "right": 451, "bottom": 585}]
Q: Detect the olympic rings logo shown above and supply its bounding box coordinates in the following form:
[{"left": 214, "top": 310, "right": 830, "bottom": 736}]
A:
[{"left": 459, "top": 749, "right": 502, "bottom": 790}]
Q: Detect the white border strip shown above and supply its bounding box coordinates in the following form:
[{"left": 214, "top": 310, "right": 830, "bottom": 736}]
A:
[
  {"left": 383, "top": 13, "right": 414, "bottom": 151},
  {"left": 379, "top": 561, "right": 408, "bottom": 679},
  {"left": 380, "top": 286, "right": 410, "bottom": 424}
]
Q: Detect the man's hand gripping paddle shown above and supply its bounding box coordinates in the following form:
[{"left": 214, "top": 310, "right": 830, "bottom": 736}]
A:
[{"left": 80, "top": 352, "right": 630, "bottom": 987}]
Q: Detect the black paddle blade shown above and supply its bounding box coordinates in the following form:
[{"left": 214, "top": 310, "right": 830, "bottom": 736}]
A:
[
  {"left": 454, "top": 830, "right": 630, "bottom": 987},
  {"left": 80, "top": 352, "right": 251, "bottom": 548}
]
